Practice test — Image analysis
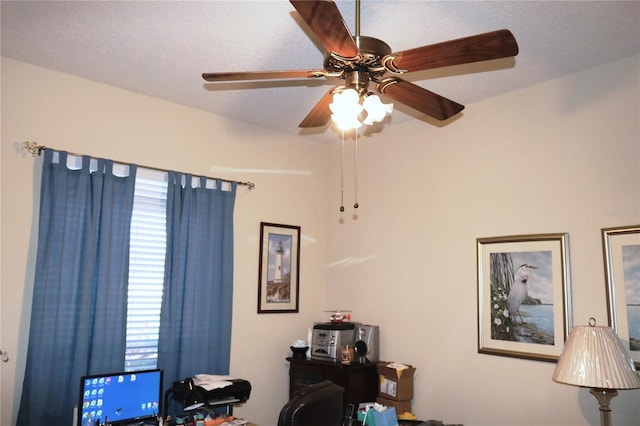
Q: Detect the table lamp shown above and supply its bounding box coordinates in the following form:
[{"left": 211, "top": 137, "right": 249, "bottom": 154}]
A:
[{"left": 552, "top": 318, "right": 640, "bottom": 426}]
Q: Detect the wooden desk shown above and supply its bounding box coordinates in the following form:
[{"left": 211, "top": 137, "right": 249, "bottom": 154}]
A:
[{"left": 286, "top": 357, "right": 378, "bottom": 408}]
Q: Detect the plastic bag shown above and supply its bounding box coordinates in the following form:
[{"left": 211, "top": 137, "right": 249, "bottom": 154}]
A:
[{"left": 370, "top": 406, "right": 399, "bottom": 426}]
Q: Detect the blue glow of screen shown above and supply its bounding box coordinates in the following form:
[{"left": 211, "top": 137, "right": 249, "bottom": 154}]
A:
[{"left": 79, "top": 369, "right": 162, "bottom": 426}]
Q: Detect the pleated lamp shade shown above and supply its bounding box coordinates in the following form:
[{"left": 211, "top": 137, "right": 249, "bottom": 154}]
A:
[{"left": 552, "top": 325, "right": 640, "bottom": 389}]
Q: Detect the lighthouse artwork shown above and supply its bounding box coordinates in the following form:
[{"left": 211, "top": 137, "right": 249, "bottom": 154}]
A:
[
  {"left": 267, "top": 237, "right": 292, "bottom": 303},
  {"left": 258, "top": 222, "right": 301, "bottom": 313}
]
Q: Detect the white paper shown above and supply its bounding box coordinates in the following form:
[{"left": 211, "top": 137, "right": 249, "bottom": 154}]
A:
[{"left": 193, "top": 374, "right": 235, "bottom": 391}]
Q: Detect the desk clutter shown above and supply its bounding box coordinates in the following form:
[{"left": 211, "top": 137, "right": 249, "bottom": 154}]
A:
[
  {"left": 162, "top": 413, "right": 247, "bottom": 426},
  {"left": 355, "top": 404, "right": 462, "bottom": 426}
]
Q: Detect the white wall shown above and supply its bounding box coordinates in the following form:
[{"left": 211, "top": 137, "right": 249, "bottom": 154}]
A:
[
  {"left": 0, "top": 58, "right": 331, "bottom": 426},
  {"left": 1, "top": 54, "right": 639, "bottom": 426},
  {"left": 326, "top": 54, "right": 640, "bottom": 426}
]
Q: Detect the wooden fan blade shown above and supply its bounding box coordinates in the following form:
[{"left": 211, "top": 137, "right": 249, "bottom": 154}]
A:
[
  {"left": 299, "top": 87, "right": 337, "bottom": 128},
  {"left": 385, "top": 29, "right": 519, "bottom": 73},
  {"left": 290, "top": 0, "right": 360, "bottom": 58},
  {"left": 377, "top": 78, "right": 464, "bottom": 121},
  {"left": 202, "top": 70, "right": 326, "bottom": 82}
]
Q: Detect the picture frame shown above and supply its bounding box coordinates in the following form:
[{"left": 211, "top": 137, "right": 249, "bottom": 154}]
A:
[
  {"left": 477, "top": 233, "right": 572, "bottom": 362},
  {"left": 602, "top": 225, "right": 640, "bottom": 368},
  {"left": 257, "top": 222, "right": 301, "bottom": 314}
]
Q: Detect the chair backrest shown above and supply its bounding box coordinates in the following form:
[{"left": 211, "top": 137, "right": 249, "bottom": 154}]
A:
[{"left": 277, "top": 380, "right": 345, "bottom": 426}]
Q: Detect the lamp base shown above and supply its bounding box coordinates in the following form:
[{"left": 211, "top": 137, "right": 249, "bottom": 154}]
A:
[{"left": 589, "top": 388, "right": 618, "bottom": 426}]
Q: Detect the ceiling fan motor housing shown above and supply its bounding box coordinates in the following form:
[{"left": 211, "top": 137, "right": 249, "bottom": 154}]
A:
[
  {"left": 324, "top": 35, "right": 393, "bottom": 94},
  {"left": 355, "top": 36, "right": 392, "bottom": 58}
]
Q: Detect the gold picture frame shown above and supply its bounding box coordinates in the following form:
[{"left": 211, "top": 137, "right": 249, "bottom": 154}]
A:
[
  {"left": 477, "top": 233, "right": 572, "bottom": 362},
  {"left": 602, "top": 225, "right": 640, "bottom": 367}
]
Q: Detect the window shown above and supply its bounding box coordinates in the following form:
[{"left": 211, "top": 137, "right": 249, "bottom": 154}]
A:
[{"left": 125, "top": 168, "right": 168, "bottom": 371}]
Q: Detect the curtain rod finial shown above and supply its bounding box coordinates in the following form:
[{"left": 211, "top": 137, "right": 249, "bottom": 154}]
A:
[{"left": 22, "top": 141, "right": 45, "bottom": 156}]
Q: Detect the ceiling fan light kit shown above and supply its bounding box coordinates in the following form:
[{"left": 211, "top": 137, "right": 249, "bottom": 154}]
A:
[
  {"left": 329, "top": 88, "right": 393, "bottom": 130},
  {"left": 330, "top": 88, "right": 364, "bottom": 130},
  {"left": 362, "top": 94, "right": 393, "bottom": 126},
  {"left": 201, "top": 0, "right": 519, "bottom": 132}
]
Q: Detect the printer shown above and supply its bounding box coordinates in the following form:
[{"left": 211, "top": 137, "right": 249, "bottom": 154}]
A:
[{"left": 164, "top": 375, "right": 251, "bottom": 417}]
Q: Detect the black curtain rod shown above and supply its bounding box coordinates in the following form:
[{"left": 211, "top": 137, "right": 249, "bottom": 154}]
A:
[{"left": 22, "top": 141, "right": 255, "bottom": 190}]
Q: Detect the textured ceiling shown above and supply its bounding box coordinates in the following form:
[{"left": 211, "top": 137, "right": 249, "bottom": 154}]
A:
[{"left": 2, "top": 1, "right": 639, "bottom": 143}]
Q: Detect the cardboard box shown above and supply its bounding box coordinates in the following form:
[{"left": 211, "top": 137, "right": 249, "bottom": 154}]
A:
[
  {"left": 377, "top": 362, "right": 415, "bottom": 400},
  {"left": 376, "top": 396, "right": 412, "bottom": 417}
]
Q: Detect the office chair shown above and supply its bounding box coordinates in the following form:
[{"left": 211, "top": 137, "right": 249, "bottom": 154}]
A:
[{"left": 277, "top": 380, "right": 345, "bottom": 426}]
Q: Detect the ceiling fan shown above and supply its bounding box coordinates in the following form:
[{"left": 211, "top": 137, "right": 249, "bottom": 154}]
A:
[{"left": 202, "top": 0, "right": 519, "bottom": 128}]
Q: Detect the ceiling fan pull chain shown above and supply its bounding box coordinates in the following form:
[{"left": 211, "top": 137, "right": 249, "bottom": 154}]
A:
[
  {"left": 353, "top": 130, "right": 359, "bottom": 209},
  {"left": 340, "top": 130, "right": 345, "bottom": 212}
]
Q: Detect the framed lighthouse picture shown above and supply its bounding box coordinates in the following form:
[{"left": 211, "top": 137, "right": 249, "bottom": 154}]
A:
[
  {"left": 476, "top": 233, "right": 572, "bottom": 362},
  {"left": 258, "top": 222, "right": 301, "bottom": 313}
]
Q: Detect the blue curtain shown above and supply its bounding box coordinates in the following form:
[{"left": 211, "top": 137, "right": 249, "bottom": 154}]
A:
[
  {"left": 158, "top": 173, "right": 237, "bottom": 397},
  {"left": 17, "top": 149, "right": 137, "bottom": 426}
]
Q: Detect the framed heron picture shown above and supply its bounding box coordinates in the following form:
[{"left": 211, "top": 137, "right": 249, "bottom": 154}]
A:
[
  {"left": 602, "top": 225, "right": 640, "bottom": 368},
  {"left": 257, "top": 222, "right": 301, "bottom": 314},
  {"left": 477, "top": 233, "right": 572, "bottom": 362}
]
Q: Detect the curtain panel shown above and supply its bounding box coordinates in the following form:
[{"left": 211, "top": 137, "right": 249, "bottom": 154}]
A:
[
  {"left": 17, "top": 150, "right": 137, "bottom": 425},
  {"left": 158, "top": 173, "right": 237, "bottom": 402}
]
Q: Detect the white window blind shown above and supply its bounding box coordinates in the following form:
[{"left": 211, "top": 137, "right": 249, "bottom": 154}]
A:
[{"left": 125, "top": 168, "right": 168, "bottom": 371}]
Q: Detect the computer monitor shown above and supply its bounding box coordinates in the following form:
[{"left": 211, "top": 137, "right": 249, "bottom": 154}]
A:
[{"left": 78, "top": 368, "right": 163, "bottom": 426}]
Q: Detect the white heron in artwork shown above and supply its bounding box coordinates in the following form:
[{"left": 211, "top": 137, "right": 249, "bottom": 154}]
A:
[{"left": 507, "top": 264, "right": 538, "bottom": 324}]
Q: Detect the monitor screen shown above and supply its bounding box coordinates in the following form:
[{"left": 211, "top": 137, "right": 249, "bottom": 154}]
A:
[{"left": 78, "top": 369, "right": 163, "bottom": 426}]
